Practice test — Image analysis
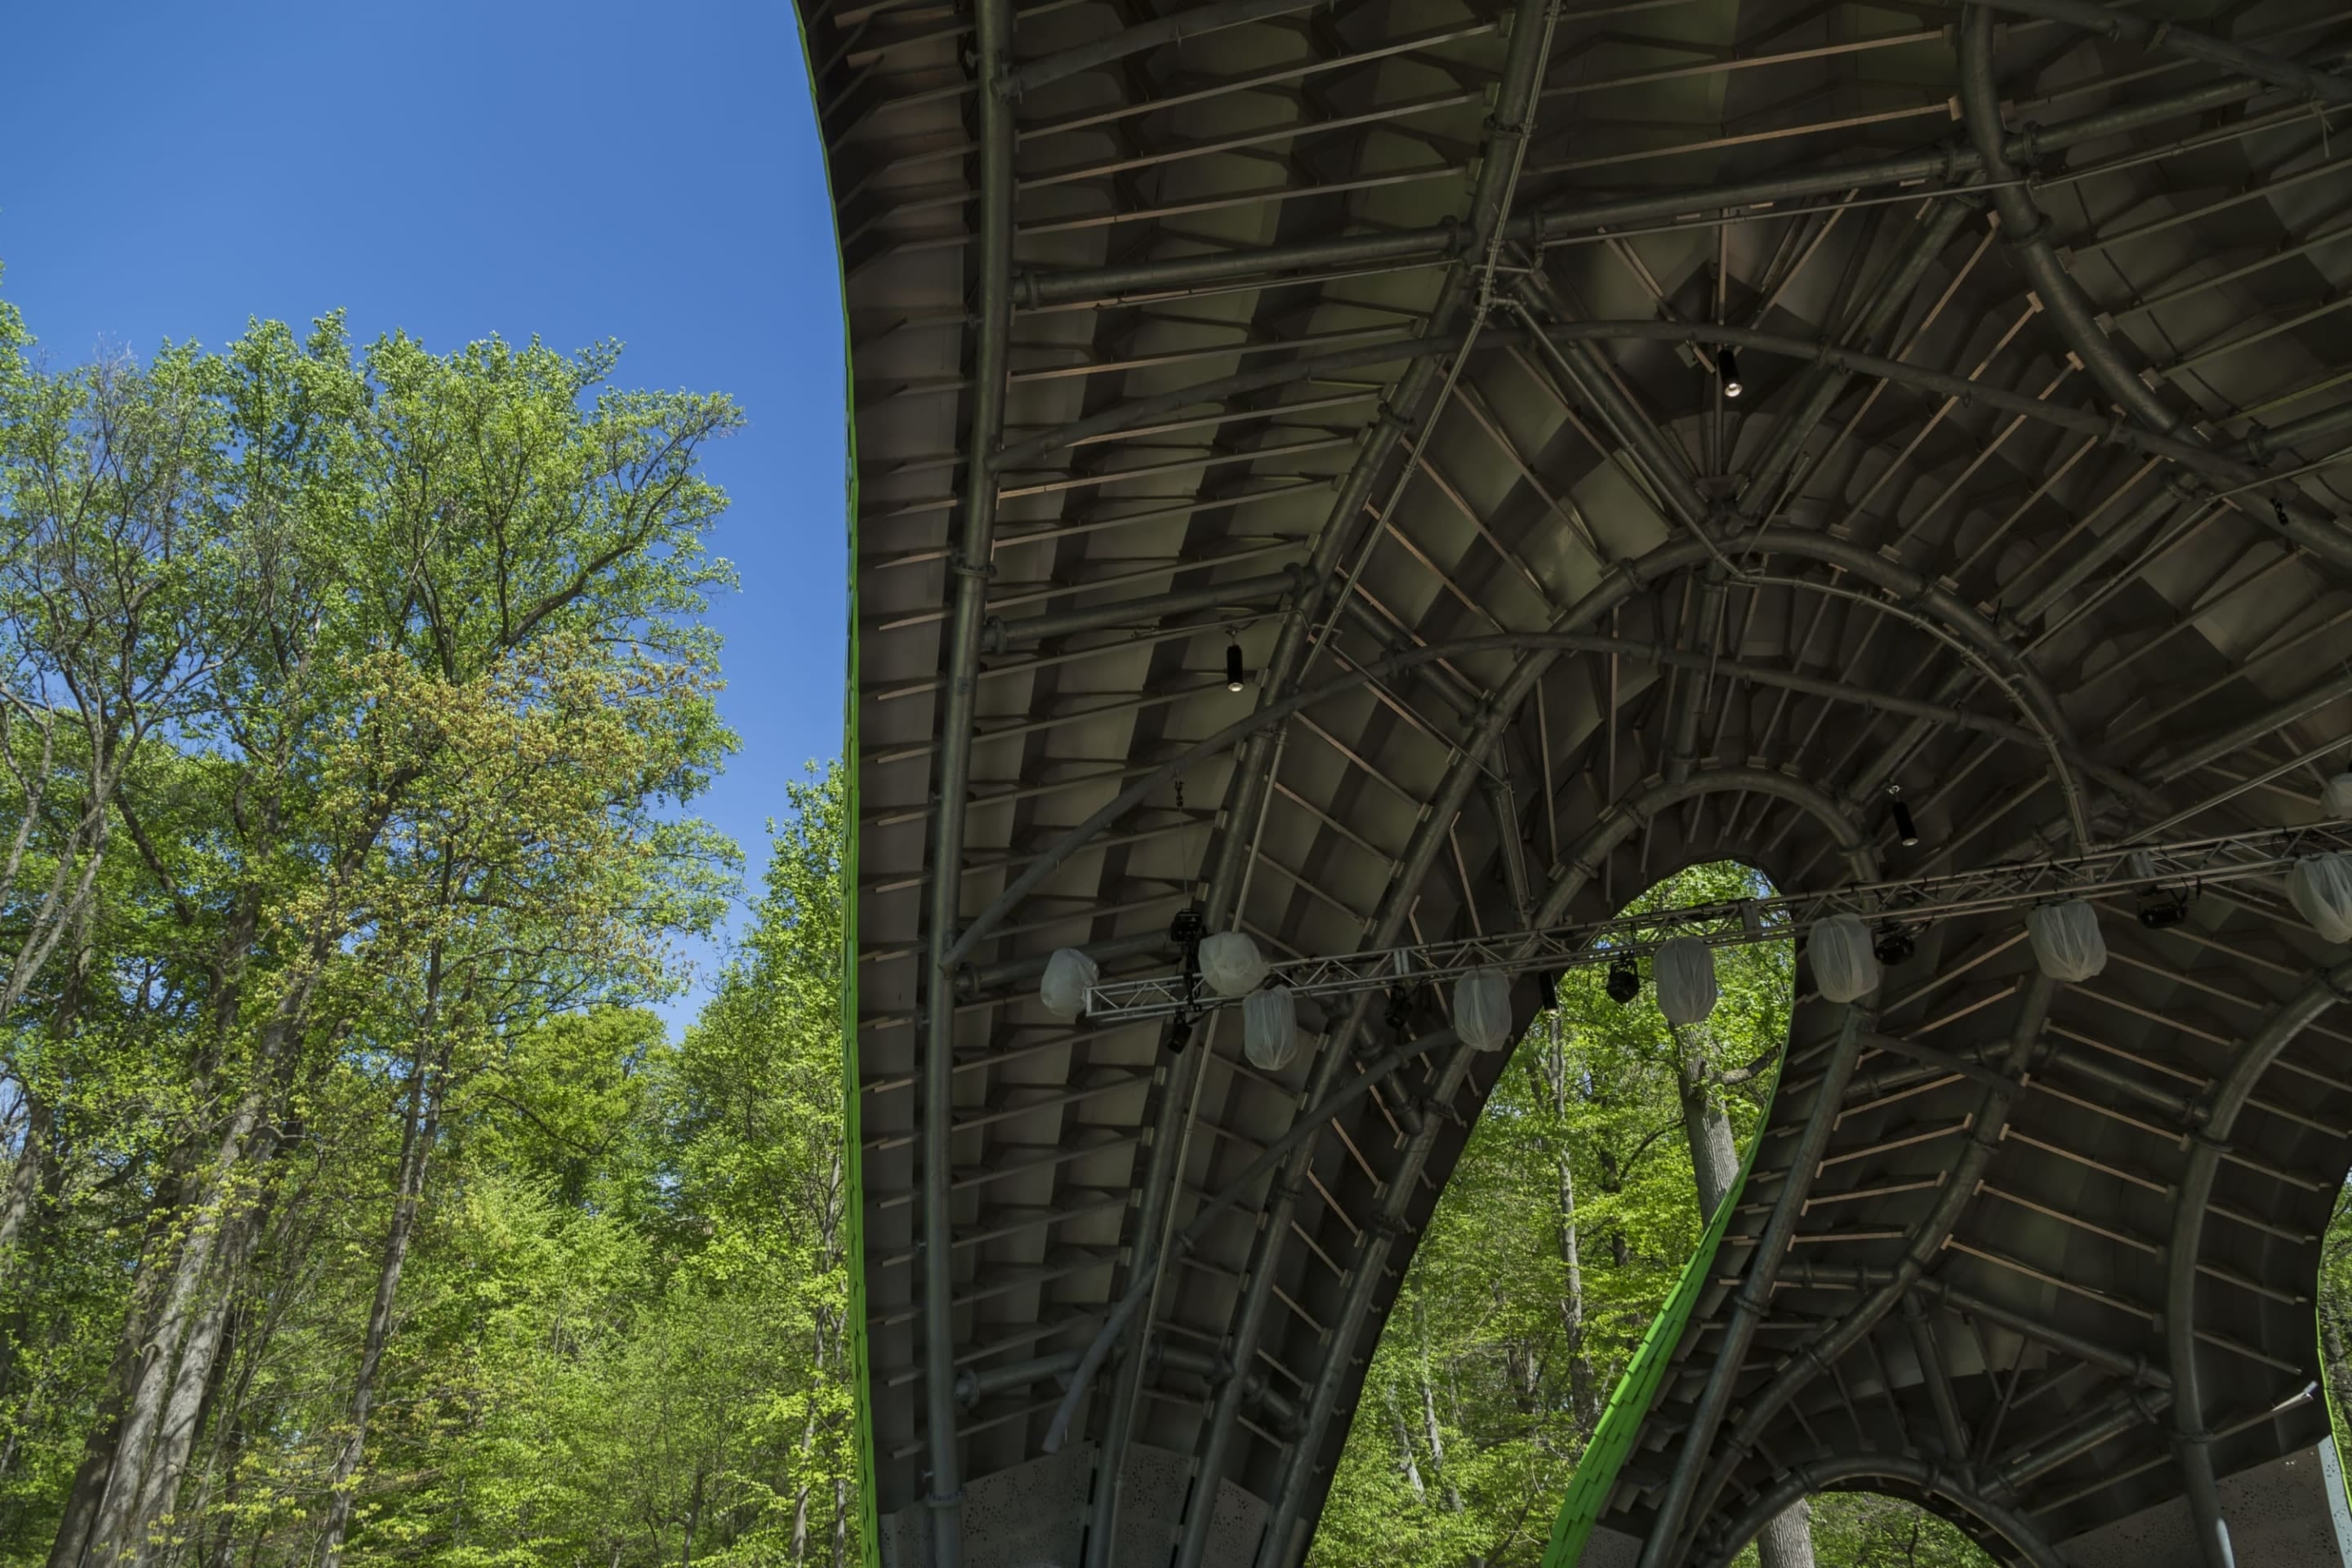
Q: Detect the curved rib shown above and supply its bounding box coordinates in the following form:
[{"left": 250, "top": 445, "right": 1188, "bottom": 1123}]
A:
[
  {"left": 2163, "top": 960, "right": 2352, "bottom": 1568},
  {"left": 1700, "top": 1453, "right": 2072, "bottom": 1568}
]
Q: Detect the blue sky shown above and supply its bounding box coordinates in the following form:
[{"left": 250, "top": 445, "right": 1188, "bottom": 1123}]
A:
[{"left": 1, "top": 2, "right": 848, "bottom": 1027}]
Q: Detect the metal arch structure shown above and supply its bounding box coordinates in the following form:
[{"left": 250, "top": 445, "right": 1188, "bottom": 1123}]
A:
[{"left": 804, "top": 0, "right": 2352, "bottom": 1557}]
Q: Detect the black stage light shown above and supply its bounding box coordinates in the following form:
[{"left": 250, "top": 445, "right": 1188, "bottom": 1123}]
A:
[
  {"left": 2138, "top": 892, "right": 2188, "bottom": 930},
  {"left": 1606, "top": 956, "right": 1641, "bottom": 1005},
  {"left": 1719, "top": 347, "right": 1743, "bottom": 399},
  {"left": 1226, "top": 639, "right": 1247, "bottom": 693},
  {"left": 1873, "top": 924, "right": 1915, "bottom": 964},
  {"left": 1887, "top": 783, "right": 1919, "bottom": 848}
]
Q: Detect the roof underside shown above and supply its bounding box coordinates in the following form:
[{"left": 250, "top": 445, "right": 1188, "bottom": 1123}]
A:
[{"left": 812, "top": 0, "right": 2352, "bottom": 1558}]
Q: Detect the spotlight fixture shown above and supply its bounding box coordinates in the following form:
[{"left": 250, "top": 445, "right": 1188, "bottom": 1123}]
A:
[
  {"left": 1225, "top": 639, "right": 1247, "bottom": 693},
  {"left": 1887, "top": 783, "right": 1920, "bottom": 848},
  {"left": 1872, "top": 924, "right": 1915, "bottom": 965},
  {"left": 1718, "top": 346, "right": 1743, "bottom": 399},
  {"left": 2137, "top": 889, "right": 2189, "bottom": 930},
  {"left": 1164, "top": 1014, "right": 1195, "bottom": 1054},
  {"left": 1605, "top": 956, "right": 1641, "bottom": 1005}
]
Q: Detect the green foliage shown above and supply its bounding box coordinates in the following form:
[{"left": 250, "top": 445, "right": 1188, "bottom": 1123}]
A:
[
  {"left": 0, "top": 292, "right": 859, "bottom": 1568},
  {"left": 1311, "top": 863, "right": 1993, "bottom": 1568}
]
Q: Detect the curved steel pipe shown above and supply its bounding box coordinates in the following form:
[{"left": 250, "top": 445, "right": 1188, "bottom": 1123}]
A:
[
  {"left": 947, "top": 526, "right": 2084, "bottom": 970},
  {"left": 1254, "top": 766, "right": 1884, "bottom": 1562},
  {"left": 2163, "top": 959, "right": 2352, "bottom": 1568},
  {"left": 1636, "top": 1011, "right": 1873, "bottom": 1568},
  {"left": 1037, "top": 1028, "right": 1457, "bottom": 1452},
  {"left": 1961, "top": 0, "right": 2352, "bottom": 105},
  {"left": 1679, "top": 975, "right": 2056, "bottom": 1557},
  {"left": 1958, "top": 5, "right": 2181, "bottom": 439},
  {"left": 918, "top": 0, "right": 1015, "bottom": 1551},
  {"left": 1021, "top": 65, "right": 2307, "bottom": 306},
  {"left": 1700, "top": 1454, "right": 2072, "bottom": 1568},
  {"left": 1140, "top": 4, "right": 1569, "bottom": 1556}
]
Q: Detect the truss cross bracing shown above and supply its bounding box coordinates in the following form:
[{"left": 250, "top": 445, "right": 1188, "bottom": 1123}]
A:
[{"left": 809, "top": 0, "right": 2352, "bottom": 1557}]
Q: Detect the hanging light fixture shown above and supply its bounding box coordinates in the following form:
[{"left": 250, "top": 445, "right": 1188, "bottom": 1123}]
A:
[
  {"left": 1718, "top": 346, "right": 1742, "bottom": 398},
  {"left": 1454, "top": 969, "right": 1512, "bottom": 1052},
  {"left": 2288, "top": 853, "right": 2352, "bottom": 942},
  {"left": 1039, "top": 947, "right": 1098, "bottom": 1020},
  {"left": 1226, "top": 638, "right": 1247, "bottom": 693},
  {"left": 2026, "top": 899, "right": 2106, "bottom": 982},
  {"left": 1605, "top": 955, "right": 1641, "bottom": 1005},
  {"left": 2324, "top": 769, "right": 2352, "bottom": 820},
  {"left": 1811, "top": 913, "right": 1881, "bottom": 1003},
  {"left": 1654, "top": 937, "right": 1719, "bottom": 1026},
  {"left": 1886, "top": 782, "right": 1919, "bottom": 848},
  {"left": 1199, "top": 930, "right": 1268, "bottom": 996},
  {"left": 1244, "top": 986, "right": 1300, "bottom": 1070},
  {"left": 1873, "top": 923, "right": 1916, "bottom": 965}
]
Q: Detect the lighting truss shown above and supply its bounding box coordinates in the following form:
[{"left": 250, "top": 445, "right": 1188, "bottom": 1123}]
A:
[{"left": 1080, "top": 821, "right": 2352, "bottom": 1022}]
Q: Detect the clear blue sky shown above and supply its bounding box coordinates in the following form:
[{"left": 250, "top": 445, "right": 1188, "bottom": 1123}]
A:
[{"left": 1, "top": 2, "right": 848, "bottom": 1027}]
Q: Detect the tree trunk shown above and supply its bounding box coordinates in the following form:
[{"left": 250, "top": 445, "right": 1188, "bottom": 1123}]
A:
[
  {"left": 1678, "top": 1056, "right": 1815, "bottom": 1568},
  {"left": 74, "top": 1072, "right": 278, "bottom": 1568},
  {"left": 1754, "top": 1496, "right": 1815, "bottom": 1568},
  {"left": 1544, "top": 1015, "right": 1594, "bottom": 1424},
  {"left": 1412, "top": 1301, "right": 1460, "bottom": 1513},
  {"left": 317, "top": 1008, "right": 448, "bottom": 1568},
  {"left": 1382, "top": 1385, "right": 1427, "bottom": 1503}
]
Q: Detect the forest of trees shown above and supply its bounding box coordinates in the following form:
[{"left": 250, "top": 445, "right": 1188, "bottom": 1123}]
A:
[
  {"left": 1307, "top": 864, "right": 1989, "bottom": 1566},
  {"left": 0, "top": 300, "right": 859, "bottom": 1568},
  {"left": 1, "top": 293, "right": 2348, "bottom": 1568}
]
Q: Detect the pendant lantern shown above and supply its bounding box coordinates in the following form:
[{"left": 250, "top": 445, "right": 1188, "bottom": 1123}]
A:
[
  {"left": 1653, "top": 937, "right": 1719, "bottom": 1026},
  {"left": 1040, "top": 947, "right": 1098, "bottom": 1020},
  {"left": 2325, "top": 772, "right": 2352, "bottom": 820},
  {"left": 2025, "top": 900, "right": 2107, "bottom": 982},
  {"left": 1811, "top": 914, "right": 1882, "bottom": 1004},
  {"left": 2289, "top": 854, "right": 2352, "bottom": 943},
  {"left": 1199, "top": 931, "right": 1269, "bottom": 997},
  {"left": 1243, "top": 987, "right": 1300, "bottom": 1071},
  {"left": 1454, "top": 969, "right": 1512, "bottom": 1052}
]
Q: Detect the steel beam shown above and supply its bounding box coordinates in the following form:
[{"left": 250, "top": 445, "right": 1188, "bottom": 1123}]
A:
[
  {"left": 1699, "top": 1452, "right": 2071, "bottom": 1568},
  {"left": 915, "top": 0, "right": 1015, "bottom": 1551},
  {"left": 2163, "top": 960, "right": 2352, "bottom": 1568},
  {"left": 1680, "top": 976, "right": 2059, "bottom": 1559}
]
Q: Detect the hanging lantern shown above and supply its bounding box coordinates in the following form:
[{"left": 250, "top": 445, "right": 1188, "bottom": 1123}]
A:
[
  {"left": 2026, "top": 899, "right": 2106, "bottom": 982},
  {"left": 1811, "top": 913, "right": 1882, "bottom": 1004},
  {"left": 1040, "top": 947, "right": 1098, "bottom": 1020},
  {"left": 1653, "top": 936, "right": 1719, "bottom": 1026},
  {"left": 1199, "top": 931, "right": 1269, "bottom": 997},
  {"left": 1244, "top": 987, "right": 1300, "bottom": 1071},
  {"left": 1454, "top": 969, "right": 1512, "bottom": 1052},
  {"left": 2289, "top": 853, "right": 2352, "bottom": 942},
  {"left": 2325, "top": 772, "right": 2352, "bottom": 820}
]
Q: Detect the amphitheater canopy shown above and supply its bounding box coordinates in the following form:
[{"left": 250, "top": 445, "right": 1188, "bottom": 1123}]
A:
[{"left": 806, "top": 0, "right": 2352, "bottom": 1558}]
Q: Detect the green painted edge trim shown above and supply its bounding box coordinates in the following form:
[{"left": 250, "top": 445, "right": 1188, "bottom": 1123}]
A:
[
  {"left": 784, "top": 7, "right": 884, "bottom": 1561},
  {"left": 1540, "top": 1076, "right": 1780, "bottom": 1567},
  {"left": 2323, "top": 1321, "right": 2352, "bottom": 1520}
]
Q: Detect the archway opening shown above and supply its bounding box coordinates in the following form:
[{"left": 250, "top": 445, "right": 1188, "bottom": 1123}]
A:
[{"left": 1307, "top": 861, "right": 1998, "bottom": 1567}]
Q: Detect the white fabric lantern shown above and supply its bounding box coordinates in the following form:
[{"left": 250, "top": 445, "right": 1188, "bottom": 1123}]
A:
[
  {"left": 1653, "top": 936, "right": 1719, "bottom": 1026},
  {"left": 1454, "top": 969, "right": 1512, "bottom": 1052},
  {"left": 2325, "top": 772, "right": 2352, "bottom": 820},
  {"left": 1198, "top": 931, "right": 1269, "bottom": 997},
  {"left": 1810, "top": 914, "right": 1882, "bottom": 1004},
  {"left": 1039, "top": 947, "right": 1098, "bottom": 1020},
  {"left": 1243, "top": 987, "right": 1301, "bottom": 1071},
  {"left": 2026, "top": 900, "right": 2106, "bottom": 982},
  {"left": 2289, "top": 853, "right": 2352, "bottom": 942}
]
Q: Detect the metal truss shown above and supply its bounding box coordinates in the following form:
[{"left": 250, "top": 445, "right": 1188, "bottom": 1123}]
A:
[{"left": 1083, "top": 821, "right": 2352, "bottom": 1022}]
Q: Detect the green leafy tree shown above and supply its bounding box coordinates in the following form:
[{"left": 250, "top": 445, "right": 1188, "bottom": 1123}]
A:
[{"left": 1312, "top": 863, "right": 1991, "bottom": 1568}]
